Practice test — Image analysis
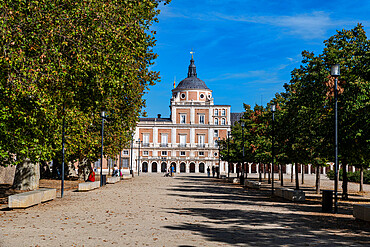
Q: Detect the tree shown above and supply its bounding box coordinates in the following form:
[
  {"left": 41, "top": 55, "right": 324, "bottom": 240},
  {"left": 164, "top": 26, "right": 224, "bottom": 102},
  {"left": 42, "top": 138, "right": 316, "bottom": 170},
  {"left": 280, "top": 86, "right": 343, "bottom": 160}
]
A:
[{"left": 0, "top": 0, "right": 170, "bottom": 189}]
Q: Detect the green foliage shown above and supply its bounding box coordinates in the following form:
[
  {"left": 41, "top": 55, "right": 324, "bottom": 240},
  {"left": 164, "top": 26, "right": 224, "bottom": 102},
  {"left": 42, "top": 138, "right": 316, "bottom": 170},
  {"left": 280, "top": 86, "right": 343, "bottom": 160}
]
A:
[
  {"left": 0, "top": 0, "right": 170, "bottom": 166},
  {"left": 326, "top": 169, "right": 370, "bottom": 184}
]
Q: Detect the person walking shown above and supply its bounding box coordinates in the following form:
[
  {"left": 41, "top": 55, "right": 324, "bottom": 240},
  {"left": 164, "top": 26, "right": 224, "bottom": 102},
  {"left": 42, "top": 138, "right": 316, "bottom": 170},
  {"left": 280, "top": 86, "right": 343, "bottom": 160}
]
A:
[
  {"left": 207, "top": 166, "right": 211, "bottom": 177},
  {"left": 212, "top": 166, "right": 215, "bottom": 177}
]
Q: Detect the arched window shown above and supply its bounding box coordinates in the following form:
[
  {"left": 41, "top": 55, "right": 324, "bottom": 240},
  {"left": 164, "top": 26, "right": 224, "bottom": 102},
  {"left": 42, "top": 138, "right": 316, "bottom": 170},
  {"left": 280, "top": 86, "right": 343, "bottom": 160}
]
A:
[
  {"left": 214, "top": 118, "right": 219, "bottom": 125},
  {"left": 214, "top": 109, "right": 218, "bottom": 116},
  {"left": 221, "top": 118, "right": 226, "bottom": 125}
]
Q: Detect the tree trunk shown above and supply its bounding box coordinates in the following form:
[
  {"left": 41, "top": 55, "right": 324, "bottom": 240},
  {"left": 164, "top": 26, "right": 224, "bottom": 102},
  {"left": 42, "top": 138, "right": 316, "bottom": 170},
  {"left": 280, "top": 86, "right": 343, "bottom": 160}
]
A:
[
  {"left": 342, "top": 163, "right": 348, "bottom": 199},
  {"left": 291, "top": 164, "right": 293, "bottom": 182},
  {"left": 360, "top": 166, "right": 364, "bottom": 192},
  {"left": 295, "top": 163, "right": 299, "bottom": 190},
  {"left": 280, "top": 164, "right": 284, "bottom": 186},
  {"left": 315, "top": 165, "right": 320, "bottom": 194},
  {"left": 258, "top": 163, "right": 262, "bottom": 182},
  {"left": 12, "top": 159, "right": 40, "bottom": 191},
  {"left": 278, "top": 164, "right": 281, "bottom": 180},
  {"left": 263, "top": 164, "right": 266, "bottom": 179},
  {"left": 301, "top": 164, "right": 304, "bottom": 184},
  {"left": 267, "top": 163, "right": 271, "bottom": 184}
]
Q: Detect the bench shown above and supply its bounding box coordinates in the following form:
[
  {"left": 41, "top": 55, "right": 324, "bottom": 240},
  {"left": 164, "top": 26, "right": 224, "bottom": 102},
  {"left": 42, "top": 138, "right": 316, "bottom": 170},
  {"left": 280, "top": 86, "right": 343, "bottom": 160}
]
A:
[
  {"left": 8, "top": 188, "right": 57, "bottom": 209},
  {"left": 353, "top": 204, "right": 370, "bottom": 222},
  {"left": 106, "top": 176, "right": 120, "bottom": 184},
  {"left": 274, "top": 187, "right": 305, "bottom": 201},
  {"left": 244, "top": 180, "right": 261, "bottom": 189},
  {"left": 78, "top": 181, "right": 100, "bottom": 191},
  {"left": 121, "top": 174, "right": 132, "bottom": 180}
]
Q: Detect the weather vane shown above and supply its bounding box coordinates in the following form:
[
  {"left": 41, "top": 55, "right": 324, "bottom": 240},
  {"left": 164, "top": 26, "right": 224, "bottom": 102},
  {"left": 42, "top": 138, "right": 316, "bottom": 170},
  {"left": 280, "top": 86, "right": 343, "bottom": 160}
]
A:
[{"left": 190, "top": 49, "right": 195, "bottom": 59}]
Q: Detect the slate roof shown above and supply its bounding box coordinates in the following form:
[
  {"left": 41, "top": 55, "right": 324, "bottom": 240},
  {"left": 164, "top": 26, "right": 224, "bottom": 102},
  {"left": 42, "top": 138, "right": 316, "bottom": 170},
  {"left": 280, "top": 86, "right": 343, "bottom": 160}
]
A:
[{"left": 174, "top": 57, "right": 210, "bottom": 90}]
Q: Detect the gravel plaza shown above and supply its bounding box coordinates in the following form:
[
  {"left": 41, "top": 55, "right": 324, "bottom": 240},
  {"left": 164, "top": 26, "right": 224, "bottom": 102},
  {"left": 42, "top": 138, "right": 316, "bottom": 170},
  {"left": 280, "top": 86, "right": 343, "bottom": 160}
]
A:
[{"left": 1, "top": 173, "right": 370, "bottom": 247}]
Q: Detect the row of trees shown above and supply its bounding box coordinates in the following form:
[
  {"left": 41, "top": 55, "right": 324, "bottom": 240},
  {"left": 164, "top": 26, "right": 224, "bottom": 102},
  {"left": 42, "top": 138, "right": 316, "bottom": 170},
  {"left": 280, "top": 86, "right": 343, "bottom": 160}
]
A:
[
  {"left": 0, "top": 0, "right": 170, "bottom": 189},
  {"left": 219, "top": 24, "right": 370, "bottom": 198}
]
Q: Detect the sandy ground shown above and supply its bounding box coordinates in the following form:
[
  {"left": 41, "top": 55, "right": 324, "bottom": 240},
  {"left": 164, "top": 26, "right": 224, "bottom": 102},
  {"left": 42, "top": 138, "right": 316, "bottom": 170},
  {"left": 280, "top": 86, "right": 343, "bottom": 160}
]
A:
[{"left": 1, "top": 173, "right": 370, "bottom": 247}]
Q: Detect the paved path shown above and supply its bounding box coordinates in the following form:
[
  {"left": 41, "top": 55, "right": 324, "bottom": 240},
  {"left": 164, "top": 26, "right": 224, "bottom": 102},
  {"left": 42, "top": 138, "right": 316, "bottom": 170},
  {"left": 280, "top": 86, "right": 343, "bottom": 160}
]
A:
[{"left": 1, "top": 174, "right": 370, "bottom": 246}]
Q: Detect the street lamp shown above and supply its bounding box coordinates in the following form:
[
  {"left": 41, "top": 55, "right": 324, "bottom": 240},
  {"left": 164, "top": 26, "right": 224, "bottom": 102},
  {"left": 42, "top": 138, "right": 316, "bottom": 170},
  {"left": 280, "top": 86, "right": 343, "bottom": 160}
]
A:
[
  {"left": 227, "top": 131, "right": 231, "bottom": 178},
  {"left": 241, "top": 121, "right": 245, "bottom": 184},
  {"left": 61, "top": 105, "right": 66, "bottom": 197},
  {"left": 130, "top": 132, "right": 134, "bottom": 177},
  {"left": 100, "top": 111, "right": 106, "bottom": 187},
  {"left": 218, "top": 137, "right": 221, "bottom": 178},
  {"left": 271, "top": 104, "right": 276, "bottom": 195},
  {"left": 136, "top": 138, "right": 142, "bottom": 176},
  {"left": 331, "top": 64, "right": 340, "bottom": 213}
]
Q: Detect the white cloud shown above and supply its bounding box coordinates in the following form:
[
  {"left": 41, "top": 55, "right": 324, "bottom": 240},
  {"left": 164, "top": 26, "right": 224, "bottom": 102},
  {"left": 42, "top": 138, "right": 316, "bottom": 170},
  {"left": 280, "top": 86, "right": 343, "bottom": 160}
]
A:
[{"left": 216, "top": 11, "right": 339, "bottom": 39}]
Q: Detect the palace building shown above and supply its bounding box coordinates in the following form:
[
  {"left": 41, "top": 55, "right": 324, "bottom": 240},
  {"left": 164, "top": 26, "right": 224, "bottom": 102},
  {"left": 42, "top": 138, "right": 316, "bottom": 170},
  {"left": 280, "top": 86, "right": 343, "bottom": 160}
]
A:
[{"left": 121, "top": 54, "right": 232, "bottom": 174}]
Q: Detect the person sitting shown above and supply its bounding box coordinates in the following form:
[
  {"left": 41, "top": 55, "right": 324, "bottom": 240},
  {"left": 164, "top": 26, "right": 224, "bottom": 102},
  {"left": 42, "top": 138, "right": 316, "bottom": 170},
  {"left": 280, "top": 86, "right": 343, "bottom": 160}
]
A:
[
  {"left": 112, "top": 166, "right": 119, "bottom": 177},
  {"left": 86, "top": 167, "right": 95, "bottom": 182}
]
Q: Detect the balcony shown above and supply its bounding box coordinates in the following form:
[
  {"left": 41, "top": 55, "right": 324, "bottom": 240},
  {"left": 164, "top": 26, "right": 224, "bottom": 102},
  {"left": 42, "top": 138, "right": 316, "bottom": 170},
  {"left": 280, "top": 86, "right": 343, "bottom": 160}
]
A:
[
  {"left": 179, "top": 143, "right": 187, "bottom": 148},
  {"left": 161, "top": 143, "right": 168, "bottom": 147},
  {"left": 142, "top": 143, "right": 150, "bottom": 147},
  {"left": 197, "top": 143, "right": 205, "bottom": 148}
]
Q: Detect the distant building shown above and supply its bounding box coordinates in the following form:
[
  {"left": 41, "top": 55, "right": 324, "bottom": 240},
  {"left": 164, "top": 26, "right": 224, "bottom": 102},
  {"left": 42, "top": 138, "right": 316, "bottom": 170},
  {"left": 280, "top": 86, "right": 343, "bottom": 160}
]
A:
[{"left": 122, "top": 54, "right": 232, "bottom": 174}]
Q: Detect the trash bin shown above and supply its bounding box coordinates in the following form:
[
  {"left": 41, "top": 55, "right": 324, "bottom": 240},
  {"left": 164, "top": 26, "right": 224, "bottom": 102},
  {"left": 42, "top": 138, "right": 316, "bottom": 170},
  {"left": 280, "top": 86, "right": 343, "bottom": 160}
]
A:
[
  {"left": 322, "top": 190, "right": 333, "bottom": 212},
  {"left": 101, "top": 174, "right": 107, "bottom": 186}
]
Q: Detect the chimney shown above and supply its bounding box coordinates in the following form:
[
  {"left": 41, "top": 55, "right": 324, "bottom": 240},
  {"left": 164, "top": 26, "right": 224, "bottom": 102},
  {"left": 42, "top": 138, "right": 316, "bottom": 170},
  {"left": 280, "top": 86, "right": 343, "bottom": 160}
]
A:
[{"left": 157, "top": 114, "right": 161, "bottom": 119}]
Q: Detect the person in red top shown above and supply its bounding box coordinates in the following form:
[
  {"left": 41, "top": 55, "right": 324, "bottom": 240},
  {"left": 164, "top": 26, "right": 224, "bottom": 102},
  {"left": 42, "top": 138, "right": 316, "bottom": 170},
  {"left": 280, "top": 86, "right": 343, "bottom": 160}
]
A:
[{"left": 86, "top": 166, "right": 95, "bottom": 182}]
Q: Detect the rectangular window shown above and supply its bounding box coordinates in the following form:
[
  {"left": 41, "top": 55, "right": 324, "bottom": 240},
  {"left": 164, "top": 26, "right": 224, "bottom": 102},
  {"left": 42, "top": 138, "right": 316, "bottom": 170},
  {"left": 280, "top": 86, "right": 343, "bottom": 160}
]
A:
[
  {"left": 180, "top": 114, "right": 186, "bottom": 124},
  {"left": 214, "top": 130, "right": 218, "bottom": 137},
  {"left": 143, "top": 134, "right": 150, "bottom": 147},
  {"left": 123, "top": 150, "right": 129, "bottom": 155},
  {"left": 121, "top": 158, "right": 129, "bottom": 168},
  {"left": 161, "top": 151, "right": 167, "bottom": 156},
  {"left": 199, "top": 114, "right": 205, "bottom": 124},
  {"left": 180, "top": 151, "right": 186, "bottom": 156},
  {"left": 143, "top": 151, "right": 149, "bottom": 156},
  {"left": 180, "top": 135, "right": 186, "bottom": 147},
  {"left": 198, "top": 135, "right": 205, "bottom": 148},
  {"left": 161, "top": 134, "right": 168, "bottom": 147},
  {"left": 199, "top": 151, "right": 204, "bottom": 156}
]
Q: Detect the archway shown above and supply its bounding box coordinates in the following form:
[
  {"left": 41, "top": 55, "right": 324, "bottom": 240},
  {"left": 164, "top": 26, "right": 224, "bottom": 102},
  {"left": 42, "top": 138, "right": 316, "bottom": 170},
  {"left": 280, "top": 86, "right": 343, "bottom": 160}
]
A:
[
  {"left": 171, "top": 162, "right": 177, "bottom": 173},
  {"left": 151, "top": 162, "right": 157, "bottom": 173},
  {"left": 190, "top": 163, "right": 195, "bottom": 173},
  {"left": 142, "top": 162, "right": 148, "bottom": 173},
  {"left": 161, "top": 162, "right": 167, "bottom": 173},
  {"left": 180, "top": 163, "right": 186, "bottom": 173},
  {"left": 199, "top": 163, "right": 205, "bottom": 173}
]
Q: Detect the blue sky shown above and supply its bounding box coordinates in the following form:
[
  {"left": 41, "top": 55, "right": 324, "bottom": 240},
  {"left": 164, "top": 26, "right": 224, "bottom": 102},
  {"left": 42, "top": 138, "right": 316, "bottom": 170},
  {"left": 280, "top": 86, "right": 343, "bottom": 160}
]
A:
[{"left": 143, "top": 0, "right": 370, "bottom": 117}]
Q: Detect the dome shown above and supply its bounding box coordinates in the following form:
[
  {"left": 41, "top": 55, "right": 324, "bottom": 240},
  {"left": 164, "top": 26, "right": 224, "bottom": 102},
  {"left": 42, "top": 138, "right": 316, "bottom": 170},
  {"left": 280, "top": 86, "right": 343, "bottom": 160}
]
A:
[{"left": 176, "top": 77, "right": 209, "bottom": 90}]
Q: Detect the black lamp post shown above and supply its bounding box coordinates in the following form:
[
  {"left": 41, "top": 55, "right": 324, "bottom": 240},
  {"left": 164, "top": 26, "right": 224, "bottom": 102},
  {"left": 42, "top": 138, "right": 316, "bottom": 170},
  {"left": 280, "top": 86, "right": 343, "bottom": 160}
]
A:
[
  {"left": 130, "top": 132, "right": 134, "bottom": 177},
  {"left": 271, "top": 104, "right": 276, "bottom": 195},
  {"left": 331, "top": 64, "right": 340, "bottom": 213},
  {"left": 100, "top": 111, "right": 106, "bottom": 187},
  {"left": 137, "top": 138, "right": 142, "bottom": 176},
  {"left": 61, "top": 105, "right": 65, "bottom": 197},
  {"left": 227, "top": 131, "right": 231, "bottom": 178},
  {"left": 218, "top": 137, "right": 221, "bottom": 178},
  {"left": 241, "top": 122, "right": 245, "bottom": 179}
]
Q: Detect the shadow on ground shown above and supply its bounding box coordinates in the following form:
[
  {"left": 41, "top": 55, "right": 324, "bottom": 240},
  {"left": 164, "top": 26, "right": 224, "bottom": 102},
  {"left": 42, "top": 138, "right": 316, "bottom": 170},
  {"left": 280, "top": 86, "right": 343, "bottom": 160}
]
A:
[{"left": 164, "top": 175, "right": 370, "bottom": 246}]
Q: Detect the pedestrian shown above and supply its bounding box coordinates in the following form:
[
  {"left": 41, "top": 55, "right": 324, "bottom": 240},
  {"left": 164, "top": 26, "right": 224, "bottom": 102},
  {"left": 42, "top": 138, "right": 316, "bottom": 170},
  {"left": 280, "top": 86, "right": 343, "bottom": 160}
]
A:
[
  {"left": 171, "top": 165, "right": 175, "bottom": 177},
  {"left": 207, "top": 166, "right": 210, "bottom": 177},
  {"left": 112, "top": 165, "right": 119, "bottom": 177},
  {"left": 212, "top": 166, "right": 215, "bottom": 177},
  {"left": 86, "top": 166, "right": 95, "bottom": 182}
]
